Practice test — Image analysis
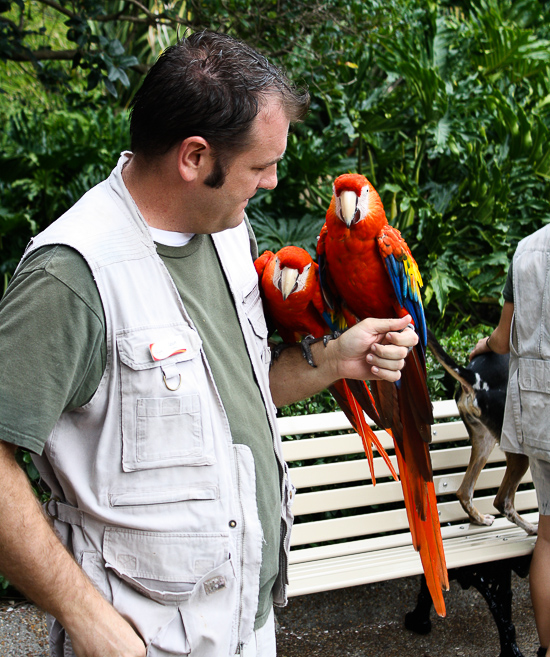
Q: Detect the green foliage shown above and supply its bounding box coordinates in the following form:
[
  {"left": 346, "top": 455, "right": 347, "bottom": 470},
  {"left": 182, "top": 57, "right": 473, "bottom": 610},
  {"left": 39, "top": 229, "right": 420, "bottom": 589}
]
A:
[
  {"left": 279, "top": 388, "right": 339, "bottom": 420},
  {"left": 4, "top": 2, "right": 550, "bottom": 322},
  {"left": 0, "top": 106, "right": 129, "bottom": 286}
]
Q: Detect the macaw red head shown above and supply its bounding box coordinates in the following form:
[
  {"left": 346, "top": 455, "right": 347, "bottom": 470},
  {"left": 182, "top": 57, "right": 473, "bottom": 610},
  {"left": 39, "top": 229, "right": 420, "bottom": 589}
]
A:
[
  {"left": 272, "top": 246, "right": 316, "bottom": 300},
  {"left": 332, "top": 173, "right": 385, "bottom": 228}
]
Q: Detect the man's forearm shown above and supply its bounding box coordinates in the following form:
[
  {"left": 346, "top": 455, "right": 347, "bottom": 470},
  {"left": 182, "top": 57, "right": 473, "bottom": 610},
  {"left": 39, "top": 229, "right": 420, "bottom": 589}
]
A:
[
  {"left": 470, "top": 301, "right": 514, "bottom": 360},
  {"left": 269, "top": 341, "right": 337, "bottom": 408},
  {"left": 0, "top": 440, "right": 146, "bottom": 657},
  {"left": 269, "top": 316, "right": 416, "bottom": 408}
]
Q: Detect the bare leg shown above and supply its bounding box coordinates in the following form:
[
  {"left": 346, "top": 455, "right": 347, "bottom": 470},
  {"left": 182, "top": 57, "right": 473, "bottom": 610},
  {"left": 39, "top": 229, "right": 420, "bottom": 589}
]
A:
[{"left": 530, "top": 514, "right": 550, "bottom": 650}]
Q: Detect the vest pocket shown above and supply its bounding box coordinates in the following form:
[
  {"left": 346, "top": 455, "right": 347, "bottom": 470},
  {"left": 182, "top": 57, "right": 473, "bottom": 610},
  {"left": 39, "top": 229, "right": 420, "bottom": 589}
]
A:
[
  {"left": 103, "top": 528, "right": 237, "bottom": 654},
  {"left": 116, "top": 325, "right": 216, "bottom": 472},
  {"left": 518, "top": 358, "right": 550, "bottom": 453}
]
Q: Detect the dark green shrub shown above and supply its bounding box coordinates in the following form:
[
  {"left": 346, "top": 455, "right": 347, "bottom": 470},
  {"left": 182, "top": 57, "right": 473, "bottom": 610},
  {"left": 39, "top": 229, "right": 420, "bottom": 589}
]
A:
[{"left": 0, "top": 106, "right": 129, "bottom": 289}]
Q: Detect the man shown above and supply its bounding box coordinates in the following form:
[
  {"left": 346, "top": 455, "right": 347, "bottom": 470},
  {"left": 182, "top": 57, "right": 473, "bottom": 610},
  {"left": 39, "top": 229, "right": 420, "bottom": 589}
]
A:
[
  {"left": 0, "top": 31, "right": 416, "bottom": 657},
  {"left": 471, "top": 226, "right": 550, "bottom": 657}
]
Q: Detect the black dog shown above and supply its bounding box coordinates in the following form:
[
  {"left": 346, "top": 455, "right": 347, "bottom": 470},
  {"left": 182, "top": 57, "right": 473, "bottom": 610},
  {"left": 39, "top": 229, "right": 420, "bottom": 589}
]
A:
[{"left": 427, "top": 329, "right": 536, "bottom": 535}]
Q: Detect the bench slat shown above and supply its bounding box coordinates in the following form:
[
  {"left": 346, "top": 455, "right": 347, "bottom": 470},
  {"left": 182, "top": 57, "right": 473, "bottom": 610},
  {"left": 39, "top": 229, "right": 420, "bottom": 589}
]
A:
[
  {"left": 290, "top": 490, "right": 538, "bottom": 546},
  {"left": 289, "top": 512, "right": 539, "bottom": 565},
  {"left": 277, "top": 399, "right": 460, "bottom": 438},
  {"left": 289, "top": 444, "right": 507, "bottom": 489},
  {"left": 282, "top": 420, "right": 470, "bottom": 462},
  {"left": 292, "top": 465, "right": 533, "bottom": 515}
]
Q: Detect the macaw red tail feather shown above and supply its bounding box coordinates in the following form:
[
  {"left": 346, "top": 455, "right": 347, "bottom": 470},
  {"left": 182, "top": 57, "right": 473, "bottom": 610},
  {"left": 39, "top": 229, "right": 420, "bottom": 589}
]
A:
[
  {"left": 329, "top": 380, "right": 399, "bottom": 484},
  {"left": 345, "top": 379, "right": 386, "bottom": 430},
  {"left": 403, "top": 349, "right": 434, "bottom": 442},
  {"left": 394, "top": 385, "right": 449, "bottom": 617},
  {"left": 369, "top": 379, "right": 397, "bottom": 430}
]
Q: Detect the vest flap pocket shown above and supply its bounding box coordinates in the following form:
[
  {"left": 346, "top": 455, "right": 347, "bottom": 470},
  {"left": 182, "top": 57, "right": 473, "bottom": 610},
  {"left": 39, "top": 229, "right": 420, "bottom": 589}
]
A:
[
  {"left": 118, "top": 326, "right": 215, "bottom": 471},
  {"left": 517, "top": 358, "right": 550, "bottom": 453},
  {"left": 518, "top": 358, "right": 550, "bottom": 393},
  {"left": 109, "top": 484, "right": 218, "bottom": 507},
  {"left": 103, "top": 528, "right": 233, "bottom": 601},
  {"left": 118, "top": 324, "right": 202, "bottom": 371}
]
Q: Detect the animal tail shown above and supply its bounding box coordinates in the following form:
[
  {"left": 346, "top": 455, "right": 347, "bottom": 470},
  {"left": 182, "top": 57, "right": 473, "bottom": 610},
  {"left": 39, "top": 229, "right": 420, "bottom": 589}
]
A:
[{"left": 427, "top": 328, "right": 477, "bottom": 394}]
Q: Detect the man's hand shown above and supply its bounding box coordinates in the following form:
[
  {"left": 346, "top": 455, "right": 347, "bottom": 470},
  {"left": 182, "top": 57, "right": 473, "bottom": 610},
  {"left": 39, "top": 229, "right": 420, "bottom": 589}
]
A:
[
  {"left": 331, "top": 315, "right": 417, "bottom": 382},
  {"left": 469, "top": 301, "right": 513, "bottom": 361},
  {"left": 68, "top": 595, "right": 146, "bottom": 657}
]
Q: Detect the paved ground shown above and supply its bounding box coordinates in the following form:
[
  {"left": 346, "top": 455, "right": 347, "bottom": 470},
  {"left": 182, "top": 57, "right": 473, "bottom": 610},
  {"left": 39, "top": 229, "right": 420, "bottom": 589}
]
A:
[{"left": 0, "top": 571, "right": 540, "bottom": 657}]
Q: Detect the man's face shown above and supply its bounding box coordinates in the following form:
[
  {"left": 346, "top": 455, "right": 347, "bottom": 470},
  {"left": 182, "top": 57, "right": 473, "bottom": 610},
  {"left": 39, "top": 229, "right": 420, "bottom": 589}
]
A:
[{"left": 189, "top": 99, "right": 289, "bottom": 234}]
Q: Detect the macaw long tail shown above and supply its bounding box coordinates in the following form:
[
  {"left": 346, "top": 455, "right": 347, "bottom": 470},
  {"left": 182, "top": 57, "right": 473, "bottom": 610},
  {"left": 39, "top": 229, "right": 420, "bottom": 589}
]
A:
[
  {"left": 394, "top": 387, "right": 449, "bottom": 617},
  {"left": 345, "top": 378, "right": 386, "bottom": 430},
  {"left": 329, "top": 380, "right": 399, "bottom": 484},
  {"left": 405, "top": 348, "right": 434, "bottom": 442}
]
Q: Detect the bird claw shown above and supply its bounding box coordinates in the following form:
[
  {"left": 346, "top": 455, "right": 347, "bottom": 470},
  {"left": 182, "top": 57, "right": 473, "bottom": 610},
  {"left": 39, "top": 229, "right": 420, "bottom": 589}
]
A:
[
  {"left": 323, "top": 330, "right": 341, "bottom": 346},
  {"left": 301, "top": 335, "right": 321, "bottom": 368},
  {"left": 301, "top": 331, "right": 342, "bottom": 367},
  {"left": 270, "top": 342, "right": 293, "bottom": 368}
]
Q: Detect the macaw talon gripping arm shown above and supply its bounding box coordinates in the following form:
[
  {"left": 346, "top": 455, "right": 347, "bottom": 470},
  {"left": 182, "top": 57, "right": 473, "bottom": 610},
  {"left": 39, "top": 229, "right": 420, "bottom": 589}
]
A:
[
  {"left": 301, "top": 331, "right": 342, "bottom": 368},
  {"left": 269, "top": 342, "right": 296, "bottom": 368}
]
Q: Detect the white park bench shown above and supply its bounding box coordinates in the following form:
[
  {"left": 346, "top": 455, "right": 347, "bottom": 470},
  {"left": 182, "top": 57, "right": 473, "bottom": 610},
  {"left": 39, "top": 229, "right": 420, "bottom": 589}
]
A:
[{"left": 278, "top": 399, "right": 538, "bottom": 657}]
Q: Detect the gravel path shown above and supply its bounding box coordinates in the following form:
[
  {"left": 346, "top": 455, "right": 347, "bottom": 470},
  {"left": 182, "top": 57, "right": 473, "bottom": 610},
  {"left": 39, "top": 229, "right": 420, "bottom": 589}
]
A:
[
  {"left": 0, "top": 572, "right": 540, "bottom": 656},
  {"left": 0, "top": 600, "right": 49, "bottom": 657}
]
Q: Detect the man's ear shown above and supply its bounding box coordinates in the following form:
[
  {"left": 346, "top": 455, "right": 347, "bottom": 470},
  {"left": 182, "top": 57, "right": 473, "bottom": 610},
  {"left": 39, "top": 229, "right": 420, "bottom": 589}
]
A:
[{"left": 177, "top": 136, "right": 211, "bottom": 182}]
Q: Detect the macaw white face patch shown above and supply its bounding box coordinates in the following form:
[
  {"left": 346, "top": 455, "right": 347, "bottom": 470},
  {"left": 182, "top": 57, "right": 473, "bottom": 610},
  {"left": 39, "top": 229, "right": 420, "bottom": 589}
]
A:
[
  {"left": 273, "top": 259, "right": 312, "bottom": 298},
  {"left": 334, "top": 183, "right": 370, "bottom": 225}
]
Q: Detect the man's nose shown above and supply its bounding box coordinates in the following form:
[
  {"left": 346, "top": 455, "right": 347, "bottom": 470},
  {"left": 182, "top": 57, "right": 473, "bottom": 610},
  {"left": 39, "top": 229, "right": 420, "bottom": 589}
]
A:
[{"left": 260, "top": 165, "right": 278, "bottom": 190}]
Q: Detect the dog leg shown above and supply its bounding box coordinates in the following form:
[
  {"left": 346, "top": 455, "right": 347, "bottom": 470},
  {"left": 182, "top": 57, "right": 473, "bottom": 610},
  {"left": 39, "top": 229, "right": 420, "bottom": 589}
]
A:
[
  {"left": 493, "top": 452, "right": 538, "bottom": 535},
  {"left": 456, "top": 418, "right": 498, "bottom": 526}
]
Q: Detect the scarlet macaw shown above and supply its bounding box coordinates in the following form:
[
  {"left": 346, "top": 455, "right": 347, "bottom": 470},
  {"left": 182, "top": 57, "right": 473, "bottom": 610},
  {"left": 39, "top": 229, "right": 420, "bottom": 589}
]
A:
[
  {"left": 317, "top": 173, "right": 449, "bottom": 616},
  {"left": 255, "top": 246, "right": 398, "bottom": 483}
]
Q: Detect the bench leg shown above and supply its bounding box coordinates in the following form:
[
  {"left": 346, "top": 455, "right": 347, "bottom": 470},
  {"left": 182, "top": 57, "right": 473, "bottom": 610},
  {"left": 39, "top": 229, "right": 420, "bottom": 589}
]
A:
[
  {"left": 404, "top": 575, "right": 433, "bottom": 635},
  {"left": 405, "top": 557, "right": 530, "bottom": 657},
  {"left": 455, "top": 561, "right": 524, "bottom": 657}
]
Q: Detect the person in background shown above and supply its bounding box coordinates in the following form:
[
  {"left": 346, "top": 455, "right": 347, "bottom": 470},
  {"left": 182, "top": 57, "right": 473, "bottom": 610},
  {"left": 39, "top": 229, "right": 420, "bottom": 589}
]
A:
[{"left": 471, "top": 225, "right": 550, "bottom": 657}]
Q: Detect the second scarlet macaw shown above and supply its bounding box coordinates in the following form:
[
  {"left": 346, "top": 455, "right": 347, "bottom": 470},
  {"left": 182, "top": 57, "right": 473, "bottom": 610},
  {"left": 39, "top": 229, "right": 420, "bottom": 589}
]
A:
[
  {"left": 255, "top": 245, "right": 398, "bottom": 483},
  {"left": 317, "top": 173, "right": 448, "bottom": 617}
]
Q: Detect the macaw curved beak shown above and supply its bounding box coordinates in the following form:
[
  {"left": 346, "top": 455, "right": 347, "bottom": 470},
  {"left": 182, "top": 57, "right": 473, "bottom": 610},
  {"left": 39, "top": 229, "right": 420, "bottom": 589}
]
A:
[
  {"left": 340, "top": 190, "right": 358, "bottom": 227},
  {"left": 280, "top": 267, "right": 299, "bottom": 300}
]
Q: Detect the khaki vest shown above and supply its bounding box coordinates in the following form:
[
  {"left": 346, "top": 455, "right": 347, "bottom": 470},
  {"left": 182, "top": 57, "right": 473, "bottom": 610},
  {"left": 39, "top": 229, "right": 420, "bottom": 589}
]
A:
[
  {"left": 23, "top": 154, "right": 293, "bottom": 656},
  {"left": 501, "top": 224, "right": 550, "bottom": 463}
]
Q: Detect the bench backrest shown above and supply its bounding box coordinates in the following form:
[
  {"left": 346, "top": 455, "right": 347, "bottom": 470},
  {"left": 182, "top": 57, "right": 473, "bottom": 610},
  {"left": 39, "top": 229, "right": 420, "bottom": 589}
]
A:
[{"left": 278, "top": 400, "right": 538, "bottom": 564}]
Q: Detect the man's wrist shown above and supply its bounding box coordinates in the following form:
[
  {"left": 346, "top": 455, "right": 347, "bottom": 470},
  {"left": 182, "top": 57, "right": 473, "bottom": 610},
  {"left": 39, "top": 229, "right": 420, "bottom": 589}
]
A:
[{"left": 306, "top": 334, "right": 339, "bottom": 380}]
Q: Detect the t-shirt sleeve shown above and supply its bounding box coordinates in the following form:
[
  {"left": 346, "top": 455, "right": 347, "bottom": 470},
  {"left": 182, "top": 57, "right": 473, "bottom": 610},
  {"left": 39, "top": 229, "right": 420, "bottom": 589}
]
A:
[
  {"left": 0, "top": 246, "right": 105, "bottom": 454},
  {"left": 503, "top": 261, "right": 514, "bottom": 303}
]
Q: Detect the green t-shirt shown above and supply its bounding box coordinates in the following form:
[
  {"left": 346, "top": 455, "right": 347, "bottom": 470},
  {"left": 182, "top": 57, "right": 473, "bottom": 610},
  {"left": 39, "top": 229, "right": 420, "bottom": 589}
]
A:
[{"left": 0, "top": 236, "right": 279, "bottom": 628}]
